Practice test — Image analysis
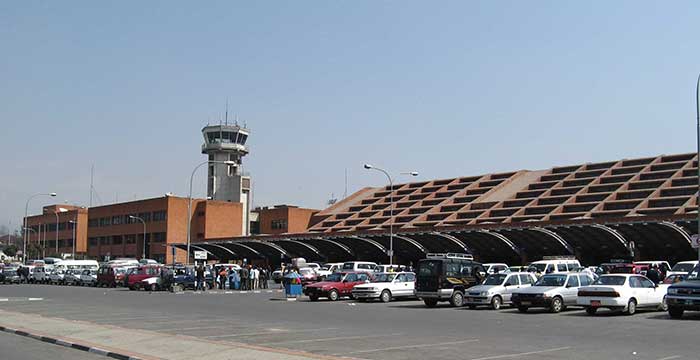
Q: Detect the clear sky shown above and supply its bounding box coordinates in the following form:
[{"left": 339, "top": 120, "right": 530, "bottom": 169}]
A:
[{"left": 1, "top": 1, "right": 699, "bottom": 232}]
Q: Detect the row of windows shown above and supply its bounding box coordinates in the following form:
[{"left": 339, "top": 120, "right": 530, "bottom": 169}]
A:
[
  {"left": 271, "top": 219, "right": 288, "bottom": 230},
  {"left": 88, "top": 232, "right": 167, "bottom": 246},
  {"left": 88, "top": 211, "right": 167, "bottom": 228},
  {"left": 28, "top": 222, "right": 73, "bottom": 233}
]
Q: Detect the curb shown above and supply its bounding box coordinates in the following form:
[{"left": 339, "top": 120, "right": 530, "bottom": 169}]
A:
[{"left": 0, "top": 325, "right": 142, "bottom": 360}]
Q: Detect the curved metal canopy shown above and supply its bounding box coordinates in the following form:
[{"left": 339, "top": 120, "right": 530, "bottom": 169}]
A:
[
  {"left": 532, "top": 227, "right": 574, "bottom": 255},
  {"left": 275, "top": 239, "right": 322, "bottom": 257},
  {"left": 476, "top": 230, "right": 521, "bottom": 257}
]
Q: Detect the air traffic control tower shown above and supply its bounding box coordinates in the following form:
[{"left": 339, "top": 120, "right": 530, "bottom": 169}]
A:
[{"left": 201, "top": 124, "right": 252, "bottom": 235}]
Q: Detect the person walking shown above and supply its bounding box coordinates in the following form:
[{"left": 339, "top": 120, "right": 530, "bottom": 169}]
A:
[
  {"left": 195, "top": 264, "right": 205, "bottom": 292},
  {"left": 240, "top": 266, "right": 249, "bottom": 291},
  {"left": 252, "top": 266, "right": 259, "bottom": 289},
  {"left": 646, "top": 264, "right": 661, "bottom": 284},
  {"left": 260, "top": 267, "right": 268, "bottom": 289},
  {"left": 218, "top": 267, "right": 227, "bottom": 289}
]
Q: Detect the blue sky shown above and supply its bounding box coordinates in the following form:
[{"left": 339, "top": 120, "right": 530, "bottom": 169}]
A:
[{"left": 1, "top": 1, "right": 699, "bottom": 232}]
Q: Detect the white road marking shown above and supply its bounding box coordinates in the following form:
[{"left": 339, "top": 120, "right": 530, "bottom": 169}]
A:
[
  {"left": 656, "top": 356, "right": 682, "bottom": 360},
  {"left": 28, "top": 298, "right": 43, "bottom": 301},
  {"left": 87, "top": 315, "right": 173, "bottom": 322},
  {"left": 469, "top": 346, "right": 572, "bottom": 360},
  {"left": 259, "top": 333, "right": 403, "bottom": 346},
  {"left": 0, "top": 299, "right": 8, "bottom": 302},
  {"left": 206, "top": 327, "right": 339, "bottom": 339},
  {"left": 334, "top": 339, "right": 480, "bottom": 356},
  {"left": 160, "top": 323, "right": 281, "bottom": 332}
]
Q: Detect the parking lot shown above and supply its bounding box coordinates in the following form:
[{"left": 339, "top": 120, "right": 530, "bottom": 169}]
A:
[{"left": 0, "top": 284, "right": 698, "bottom": 360}]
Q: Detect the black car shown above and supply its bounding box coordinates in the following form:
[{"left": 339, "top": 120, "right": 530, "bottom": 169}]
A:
[
  {"left": 172, "top": 267, "right": 213, "bottom": 291},
  {"left": 414, "top": 253, "right": 486, "bottom": 307},
  {"left": 666, "top": 264, "right": 700, "bottom": 319}
]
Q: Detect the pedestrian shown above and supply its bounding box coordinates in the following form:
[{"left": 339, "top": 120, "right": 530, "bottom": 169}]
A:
[
  {"left": 17, "top": 266, "right": 24, "bottom": 284},
  {"left": 230, "top": 268, "right": 240, "bottom": 290},
  {"left": 261, "top": 267, "right": 268, "bottom": 289},
  {"left": 240, "top": 266, "right": 249, "bottom": 291},
  {"left": 252, "top": 266, "right": 259, "bottom": 289},
  {"left": 646, "top": 264, "right": 661, "bottom": 284},
  {"left": 195, "top": 264, "right": 205, "bottom": 292}
]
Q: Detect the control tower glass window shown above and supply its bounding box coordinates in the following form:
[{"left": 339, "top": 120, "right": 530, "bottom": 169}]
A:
[
  {"left": 207, "top": 132, "right": 218, "bottom": 144},
  {"left": 239, "top": 134, "right": 247, "bottom": 145}
]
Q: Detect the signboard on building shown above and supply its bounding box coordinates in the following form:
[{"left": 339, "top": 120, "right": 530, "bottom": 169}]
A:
[{"left": 194, "top": 250, "right": 207, "bottom": 260}]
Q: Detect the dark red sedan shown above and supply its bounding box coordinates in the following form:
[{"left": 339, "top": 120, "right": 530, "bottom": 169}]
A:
[{"left": 303, "top": 272, "right": 372, "bottom": 301}]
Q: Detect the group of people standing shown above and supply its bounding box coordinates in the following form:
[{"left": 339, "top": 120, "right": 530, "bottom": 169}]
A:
[{"left": 203, "top": 264, "right": 269, "bottom": 291}]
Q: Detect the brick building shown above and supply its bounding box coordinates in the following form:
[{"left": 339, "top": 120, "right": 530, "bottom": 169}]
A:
[
  {"left": 25, "top": 195, "right": 243, "bottom": 264},
  {"left": 25, "top": 205, "right": 88, "bottom": 259},
  {"left": 254, "top": 205, "right": 319, "bottom": 235}
]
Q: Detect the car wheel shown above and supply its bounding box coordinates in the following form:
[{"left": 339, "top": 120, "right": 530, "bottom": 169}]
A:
[
  {"left": 517, "top": 306, "right": 529, "bottom": 313},
  {"left": 549, "top": 296, "right": 563, "bottom": 313},
  {"left": 658, "top": 297, "right": 668, "bottom": 312},
  {"left": 309, "top": 295, "right": 319, "bottom": 302},
  {"left": 625, "top": 298, "right": 637, "bottom": 315},
  {"left": 449, "top": 291, "right": 464, "bottom": 307},
  {"left": 328, "top": 289, "right": 340, "bottom": 301},
  {"left": 423, "top": 299, "right": 438, "bottom": 308},
  {"left": 150, "top": 283, "right": 158, "bottom": 292},
  {"left": 380, "top": 290, "right": 392, "bottom": 303},
  {"left": 668, "top": 306, "right": 684, "bottom": 319},
  {"left": 491, "top": 295, "right": 502, "bottom": 310},
  {"left": 585, "top": 307, "right": 597, "bottom": 315}
]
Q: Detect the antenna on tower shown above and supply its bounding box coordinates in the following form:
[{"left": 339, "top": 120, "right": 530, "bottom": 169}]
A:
[
  {"left": 225, "top": 99, "right": 229, "bottom": 125},
  {"left": 235, "top": 114, "right": 239, "bottom": 127}
]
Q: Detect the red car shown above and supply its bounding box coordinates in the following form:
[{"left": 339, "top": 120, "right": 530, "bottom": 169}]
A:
[
  {"left": 126, "top": 265, "right": 163, "bottom": 290},
  {"left": 97, "top": 265, "right": 136, "bottom": 287},
  {"left": 610, "top": 263, "right": 649, "bottom": 275},
  {"left": 303, "top": 272, "right": 372, "bottom": 301}
]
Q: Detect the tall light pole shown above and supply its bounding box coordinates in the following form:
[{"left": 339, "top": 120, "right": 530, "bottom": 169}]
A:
[
  {"left": 23, "top": 192, "right": 56, "bottom": 264},
  {"left": 129, "top": 215, "right": 147, "bottom": 260},
  {"left": 69, "top": 220, "right": 77, "bottom": 259},
  {"left": 186, "top": 160, "right": 236, "bottom": 265},
  {"left": 696, "top": 73, "right": 700, "bottom": 262},
  {"left": 363, "top": 164, "right": 418, "bottom": 266}
]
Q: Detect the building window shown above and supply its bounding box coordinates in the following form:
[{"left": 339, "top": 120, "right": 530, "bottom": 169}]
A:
[
  {"left": 88, "top": 219, "right": 98, "bottom": 228},
  {"left": 112, "top": 236, "right": 123, "bottom": 245},
  {"left": 137, "top": 212, "right": 152, "bottom": 222},
  {"left": 197, "top": 211, "right": 205, "bottom": 217},
  {"left": 88, "top": 238, "right": 98, "bottom": 246},
  {"left": 153, "top": 211, "right": 167, "bottom": 222},
  {"left": 125, "top": 235, "right": 136, "bottom": 244},
  {"left": 112, "top": 215, "right": 122, "bottom": 225},
  {"left": 271, "top": 219, "right": 288, "bottom": 230}
]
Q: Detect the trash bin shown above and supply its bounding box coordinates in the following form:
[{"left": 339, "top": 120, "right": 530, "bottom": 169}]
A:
[{"left": 283, "top": 273, "right": 303, "bottom": 298}]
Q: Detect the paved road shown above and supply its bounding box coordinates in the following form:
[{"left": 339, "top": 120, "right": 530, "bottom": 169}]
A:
[
  {"left": 0, "top": 331, "right": 105, "bottom": 360},
  {"left": 1, "top": 284, "right": 699, "bottom": 360}
]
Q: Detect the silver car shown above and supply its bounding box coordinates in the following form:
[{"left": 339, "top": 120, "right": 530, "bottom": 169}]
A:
[{"left": 466, "top": 272, "right": 537, "bottom": 310}]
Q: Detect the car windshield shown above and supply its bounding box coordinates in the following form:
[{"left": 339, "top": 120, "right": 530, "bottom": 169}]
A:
[
  {"left": 534, "top": 274, "right": 567, "bottom": 287},
  {"left": 528, "top": 263, "right": 547, "bottom": 273},
  {"left": 671, "top": 263, "right": 696, "bottom": 273},
  {"left": 686, "top": 266, "right": 700, "bottom": 281},
  {"left": 373, "top": 273, "right": 396, "bottom": 282},
  {"left": 300, "top": 268, "right": 314, "bottom": 275},
  {"left": 593, "top": 276, "right": 626, "bottom": 286},
  {"left": 325, "top": 273, "right": 343, "bottom": 282},
  {"left": 483, "top": 274, "right": 507, "bottom": 286},
  {"left": 417, "top": 260, "right": 441, "bottom": 277}
]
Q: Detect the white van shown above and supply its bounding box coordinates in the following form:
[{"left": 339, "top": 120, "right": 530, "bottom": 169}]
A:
[
  {"left": 54, "top": 260, "right": 99, "bottom": 272},
  {"left": 341, "top": 261, "right": 378, "bottom": 273},
  {"left": 483, "top": 263, "right": 509, "bottom": 274},
  {"left": 528, "top": 258, "right": 581, "bottom": 276}
]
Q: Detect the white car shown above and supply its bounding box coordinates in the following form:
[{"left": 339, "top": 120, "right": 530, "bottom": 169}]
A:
[
  {"left": 511, "top": 272, "right": 594, "bottom": 313},
  {"left": 352, "top": 272, "right": 416, "bottom": 302},
  {"left": 63, "top": 269, "right": 82, "bottom": 286},
  {"left": 482, "top": 263, "right": 509, "bottom": 275},
  {"left": 667, "top": 261, "right": 699, "bottom": 276},
  {"left": 79, "top": 269, "right": 97, "bottom": 286},
  {"left": 48, "top": 270, "right": 66, "bottom": 285},
  {"left": 577, "top": 274, "right": 668, "bottom": 315},
  {"left": 31, "top": 267, "right": 48, "bottom": 284},
  {"left": 466, "top": 272, "right": 537, "bottom": 310},
  {"left": 316, "top": 262, "right": 344, "bottom": 278},
  {"left": 341, "top": 261, "right": 377, "bottom": 273}
]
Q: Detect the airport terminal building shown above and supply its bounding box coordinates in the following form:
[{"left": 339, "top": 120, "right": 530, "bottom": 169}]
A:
[{"left": 179, "top": 152, "right": 700, "bottom": 266}]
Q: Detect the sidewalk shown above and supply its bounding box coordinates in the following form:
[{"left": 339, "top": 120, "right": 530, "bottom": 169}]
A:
[{"left": 0, "top": 309, "right": 348, "bottom": 360}]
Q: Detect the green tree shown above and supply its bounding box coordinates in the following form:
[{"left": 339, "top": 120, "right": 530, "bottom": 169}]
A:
[{"left": 4, "top": 245, "right": 18, "bottom": 257}]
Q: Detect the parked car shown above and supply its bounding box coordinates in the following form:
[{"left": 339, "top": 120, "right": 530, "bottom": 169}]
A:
[
  {"left": 298, "top": 267, "right": 319, "bottom": 285},
  {"left": 172, "top": 266, "right": 213, "bottom": 290},
  {"left": 511, "top": 272, "right": 594, "bottom": 313},
  {"left": 79, "top": 269, "right": 98, "bottom": 286},
  {"left": 48, "top": 270, "right": 66, "bottom": 285},
  {"left": 667, "top": 261, "right": 699, "bottom": 276},
  {"left": 2, "top": 267, "right": 20, "bottom": 284},
  {"left": 666, "top": 264, "right": 700, "bottom": 319},
  {"left": 341, "top": 261, "right": 378, "bottom": 273},
  {"left": 374, "top": 264, "right": 405, "bottom": 273},
  {"left": 610, "top": 263, "right": 649, "bottom": 275},
  {"left": 126, "top": 265, "right": 163, "bottom": 290},
  {"left": 272, "top": 268, "right": 284, "bottom": 283},
  {"left": 634, "top": 261, "right": 671, "bottom": 276},
  {"left": 303, "top": 272, "right": 373, "bottom": 301},
  {"left": 466, "top": 272, "right": 537, "bottom": 310},
  {"left": 414, "top": 253, "right": 486, "bottom": 308},
  {"left": 482, "top": 263, "right": 509, "bottom": 275},
  {"left": 663, "top": 273, "right": 688, "bottom": 284},
  {"left": 577, "top": 274, "right": 668, "bottom": 315},
  {"left": 137, "top": 268, "right": 173, "bottom": 291},
  {"left": 63, "top": 269, "right": 83, "bottom": 286},
  {"left": 97, "top": 266, "right": 122, "bottom": 287},
  {"left": 315, "top": 262, "right": 344, "bottom": 279},
  {"left": 527, "top": 258, "right": 581, "bottom": 276},
  {"left": 352, "top": 272, "right": 416, "bottom": 302},
  {"left": 30, "top": 266, "right": 48, "bottom": 284}
]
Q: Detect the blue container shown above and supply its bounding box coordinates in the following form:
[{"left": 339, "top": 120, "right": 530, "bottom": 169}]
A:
[{"left": 285, "top": 283, "right": 303, "bottom": 296}]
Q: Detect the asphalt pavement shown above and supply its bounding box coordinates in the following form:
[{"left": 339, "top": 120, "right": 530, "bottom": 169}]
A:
[
  {"left": 0, "top": 331, "right": 107, "bottom": 360},
  {"left": 0, "top": 283, "right": 699, "bottom": 360}
]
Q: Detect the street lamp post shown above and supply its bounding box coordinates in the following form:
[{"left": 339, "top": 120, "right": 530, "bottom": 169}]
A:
[
  {"left": 363, "top": 164, "right": 418, "bottom": 266},
  {"left": 23, "top": 192, "right": 56, "bottom": 264},
  {"left": 695, "top": 73, "right": 700, "bottom": 262},
  {"left": 129, "top": 216, "right": 147, "bottom": 260},
  {"left": 186, "top": 160, "right": 236, "bottom": 265},
  {"left": 69, "top": 220, "right": 77, "bottom": 259}
]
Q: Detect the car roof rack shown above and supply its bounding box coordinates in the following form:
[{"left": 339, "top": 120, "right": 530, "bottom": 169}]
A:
[{"left": 426, "top": 253, "right": 474, "bottom": 260}]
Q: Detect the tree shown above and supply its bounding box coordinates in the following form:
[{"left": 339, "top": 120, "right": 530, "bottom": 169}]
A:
[{"left": 4, "top": 245, "right": 18, "bottom": 257}]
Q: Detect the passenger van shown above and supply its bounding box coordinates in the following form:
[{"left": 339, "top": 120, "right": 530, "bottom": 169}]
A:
[
  {"left": 527, "top": 257, "right": 581, "bottom": 275},
  {"left": 414, "top": 253, "right": 486, "bottom": 307},
  {"left": 54, "top": 260, "right": 99, "bottom": 273},
  {"left": 341, "top": 261, "right": 377, "bottom": 273}
]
